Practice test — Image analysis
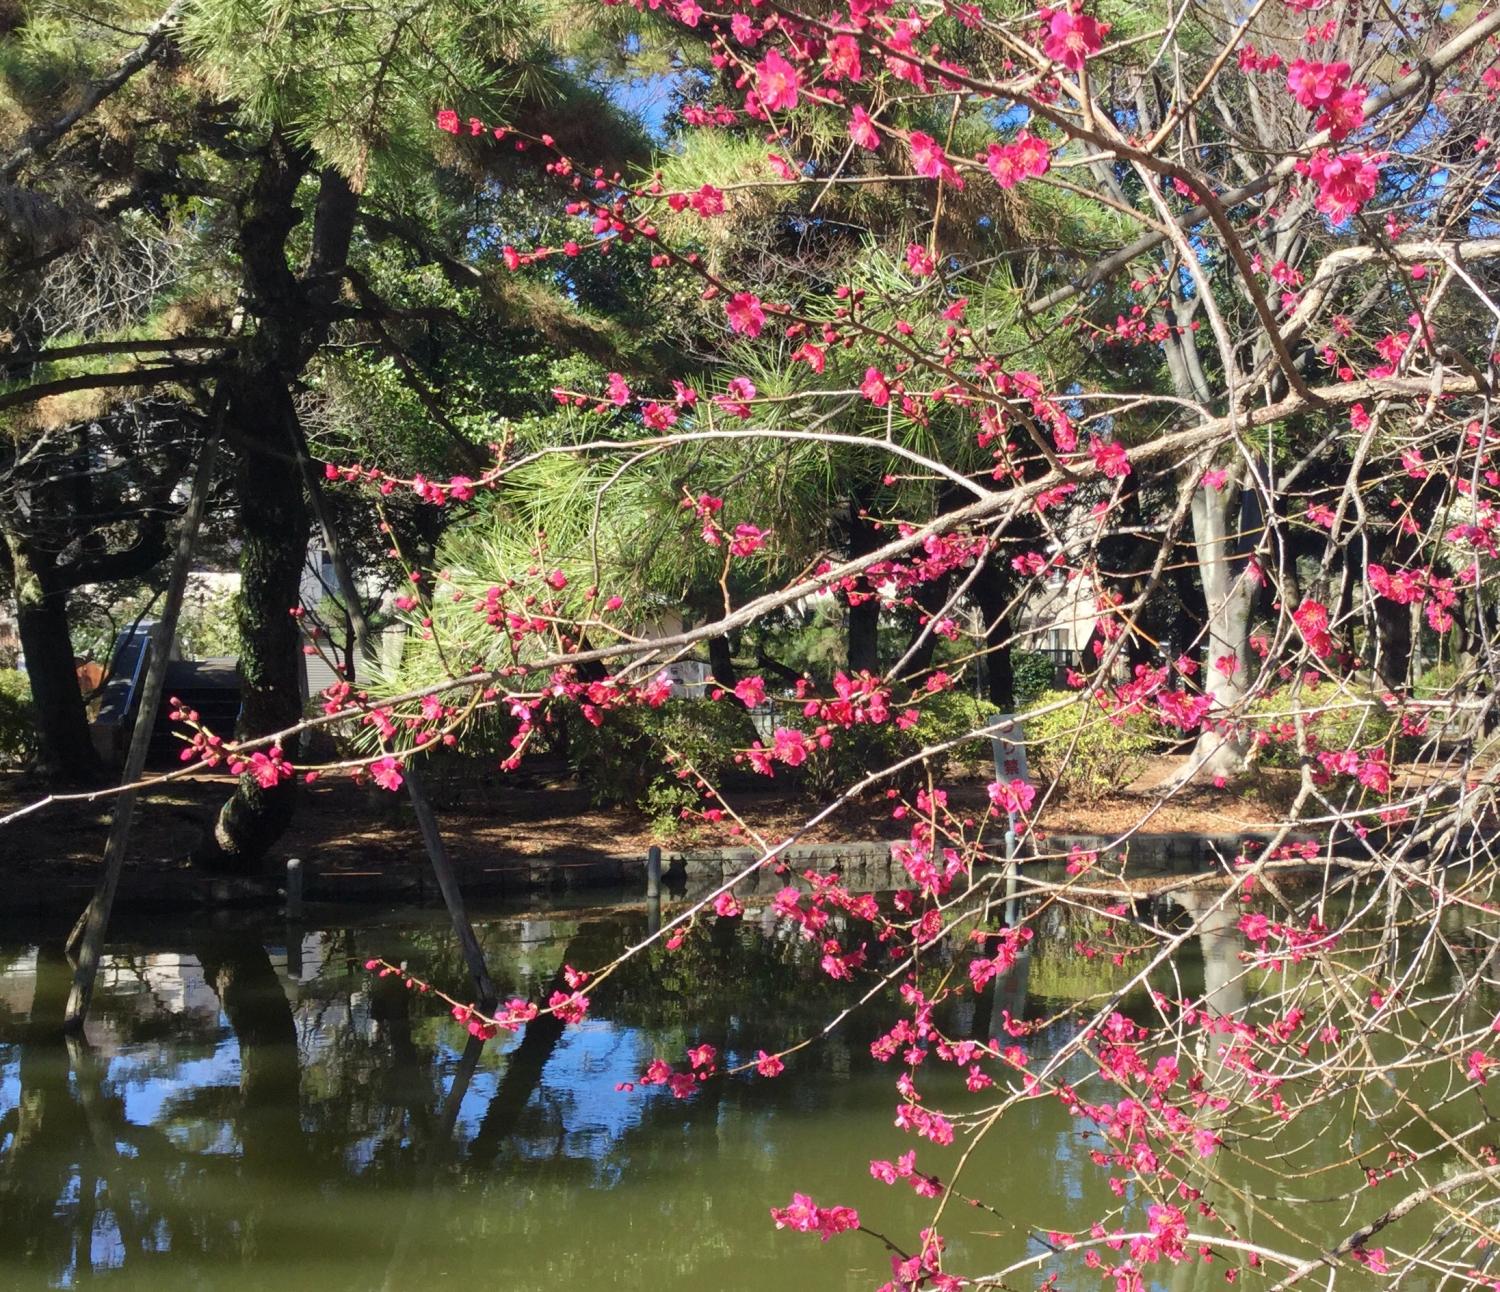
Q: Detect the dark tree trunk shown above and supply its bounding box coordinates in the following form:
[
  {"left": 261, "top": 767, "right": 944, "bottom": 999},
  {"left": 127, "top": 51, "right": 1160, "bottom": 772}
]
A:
[
  {"left": 1121, "top": 578, "right": 1156, "bottom": 672},
  {"left": 900, "top": 569, "right": 954, "bottom": 686},
  {"left": 1373, "top": 595, "right": 1414, "bottom": 692},
  {"left": 707, "top": 634, "right": 739, "bottom": 692},
  {"left": 847, "top": 596, "right": 880, "bottom": 675},
  {"left": 989, "top": 640, "right": 1015, "bottom": 711},
  {"left": 201, "top": 141, "right": 358, "bottom": 866},
  {"left": 972, "top": 558, "right": 1015, "bottom": 711},
  {"left": 845, "top": 499, "right": 881, "bottom": 675},
  {"left": 206, "top": 375, "right": 308, "bottom": 866},
  {"left": 7, "top": 542, "right": 101, "bottom": 783},
  {"left": 1167, "top": 557, "right": 1208, "bottom": 658}
]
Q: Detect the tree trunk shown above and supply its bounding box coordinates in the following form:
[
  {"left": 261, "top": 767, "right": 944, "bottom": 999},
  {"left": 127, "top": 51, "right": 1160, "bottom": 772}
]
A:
[
  {"left": 707, "top": 634, "right": 738, "bottom": 692},
  {"left": 202, "top": 140, "right": 356, "bottom": 866},
  {"left": 8, "top": 541, "right": 101, "bottom": 783},
  {"left": 1373, "top": 594, "right": 1413, "bottom": 692},
  {"left": 1188, "top": 483, "right": 1253, "bottom": 778},
  {"left": 847, "top": 595, "right": 879, "bottom": 675},
  {"left": 205, "top": 375, "right": 308, "bottom": 866},
  {"left": 900, "top": 570, "right": 954, "bottom": 686},
  {"left": 972, "top": 558, "right": 1015, "bottom": 711}
]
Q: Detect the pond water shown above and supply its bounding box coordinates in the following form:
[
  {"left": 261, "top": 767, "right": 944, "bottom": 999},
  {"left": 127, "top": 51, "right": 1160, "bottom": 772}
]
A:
[{"left": 0, "top": 893, "right": 1484, "bottom": 1290}]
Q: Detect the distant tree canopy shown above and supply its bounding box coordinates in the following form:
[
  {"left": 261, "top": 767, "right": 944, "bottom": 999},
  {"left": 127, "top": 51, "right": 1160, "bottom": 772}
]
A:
[{"left": 0, "top": 0, "right": 656, "bottom": 849}]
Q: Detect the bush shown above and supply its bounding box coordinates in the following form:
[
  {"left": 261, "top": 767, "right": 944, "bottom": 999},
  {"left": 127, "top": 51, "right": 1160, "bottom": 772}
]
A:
[
  {"left": 1410, "top": 660, "right": 1458, "bottom": 699},
  {"left": 0, "top": 669, "right": 37, "bottom": 766},
  {"left": 800, "top": 689, "right": 1000, "bottom": 798},
  {"left": 563, "top": 687, "right": 1005, "bottom": 824},
  {"left": 1021, "top": 689, "right": 1155, "bottom": 801},
  {"left": 917, "top": 690, "right": 1003, "bottom": 774},
  {"left": 1011, "top": 650, "right": 1058, "bottom": 709},
  {"left": 1412, "top": 662, "right": 1482, "bottom": 744},
  {"left": 561, "top": 698, "right": 761, "bottom": 832},
  {"left": 1244, "top": 685, "right": 1401, "bottom": 767}
]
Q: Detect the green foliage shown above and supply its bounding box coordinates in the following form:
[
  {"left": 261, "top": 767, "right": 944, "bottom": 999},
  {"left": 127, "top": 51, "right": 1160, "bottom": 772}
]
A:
[
  {"left": 1022, "top": 689, "right": 1154, "bottom": 801},
  {"left": 560, "top": 688, "right": 1001, "bottom": 828},
  {"left": 801, "top": 689, "right": 1001, "bottom": 798},
  {"left": 1415, "top": 661, "right": 1462, "bottom": 699},
  {"left": 0, "top": 669, "right": 37, "bottom": 766},
  {"left": 179, "top": 583, "right": 242, "bottom": 659},
  {"left": 0, "top": 9, "right": 110, "bottom": 108},
  {"left": 1245, "top": 686, "right": 1402, "bottom": 767},
  {"left": 65, "top": 579, "right": 240, "bottom": 664},
  {"left": 560, "top": 697, "right": 759, "bottom": 826},
  {"left": 1011, "top": 651, "right": 1057, "bottom": 709}
]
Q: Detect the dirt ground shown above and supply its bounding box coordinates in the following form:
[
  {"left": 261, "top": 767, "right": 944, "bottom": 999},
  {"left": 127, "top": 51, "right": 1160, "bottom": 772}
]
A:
[{"left": 0, "top": 755, "right": 1308, "bottom": 891}]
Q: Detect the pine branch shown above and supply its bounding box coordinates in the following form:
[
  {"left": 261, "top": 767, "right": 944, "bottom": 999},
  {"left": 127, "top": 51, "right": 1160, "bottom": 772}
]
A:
[
  {"left": 2, "top": 337, "right": 240, "bottom": 367},
  {"left": 0, "top": 362, "right": 219, "bottom": 413},
  {"left": 0, "top": 0, "right": 188, "bottom": 182}
]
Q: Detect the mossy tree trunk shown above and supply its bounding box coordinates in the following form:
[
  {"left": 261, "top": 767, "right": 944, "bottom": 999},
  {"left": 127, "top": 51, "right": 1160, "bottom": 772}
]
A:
[
  {"left": 208, "top": 374, "right": 310, "bottom": 863},
  {"left": 202, "top": 143, "right": 358, "bottom": 867},
  {"left": 5, "top": 540, "right": 101, "bottom": 783}
]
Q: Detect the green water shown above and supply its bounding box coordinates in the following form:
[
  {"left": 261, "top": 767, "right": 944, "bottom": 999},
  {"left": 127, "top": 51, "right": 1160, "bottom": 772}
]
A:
[{"left": 0, "top": 896, "right": 1483, "bottom": 1290}]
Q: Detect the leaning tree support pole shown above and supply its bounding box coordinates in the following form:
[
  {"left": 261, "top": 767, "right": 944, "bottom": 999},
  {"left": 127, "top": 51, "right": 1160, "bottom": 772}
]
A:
[
  {"left": 294, "top": 436, "right": 497, "bottom": 1010},
  {"left": 64, "top": 421, "right": 222, "bottom": 1031}
]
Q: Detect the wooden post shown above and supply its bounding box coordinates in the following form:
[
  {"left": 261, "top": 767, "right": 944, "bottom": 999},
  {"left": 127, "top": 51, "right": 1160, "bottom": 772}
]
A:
[
  {"left": 294, "top": 432, "right": 497, "bottom": 1010},
  {"left": 65, "top": 426, "right": 221, "bottom": 1030},
  {"left": 285, "top": 856, "right": 304, "bottom": 919},
  {"left": 646, "top": 845, "right": 663, "bottom": 935}
]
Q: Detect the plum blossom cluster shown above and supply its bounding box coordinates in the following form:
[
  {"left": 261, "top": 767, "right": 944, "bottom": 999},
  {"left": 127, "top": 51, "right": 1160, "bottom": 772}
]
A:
[{"left": 769, "top": 1193, "right": 861, "bottom": 1241}]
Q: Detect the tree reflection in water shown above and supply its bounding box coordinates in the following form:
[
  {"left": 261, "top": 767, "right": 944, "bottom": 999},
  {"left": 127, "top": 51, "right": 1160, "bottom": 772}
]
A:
[{"left": 2, "top": 896, "right": 1479, "bottom": 1291}]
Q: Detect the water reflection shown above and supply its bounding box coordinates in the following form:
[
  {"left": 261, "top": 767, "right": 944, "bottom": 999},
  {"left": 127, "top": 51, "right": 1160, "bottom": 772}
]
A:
[
  {"left": 0, "top": 894, "right": 1484, "bottom": 1291},
  {"left": 1173, "top": 891, "right": 1247, "bottom": 1020},
  {"left": 0, "top": 905, "right": 1103, "bottom": 1290}
]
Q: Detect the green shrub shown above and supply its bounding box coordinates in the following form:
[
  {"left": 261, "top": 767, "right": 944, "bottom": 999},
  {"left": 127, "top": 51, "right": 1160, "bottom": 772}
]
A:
[
  {"left": 561, "top": 697, "right": 760, "bottom": 822},
  {"left": 1415, "top": 661, "right": 1462, "bottom": 700},
  {"left": 1412, "top": 662, "right": 1482, "bottom": 743},
  {"left": 918, "top": 690, "right": 1003, "bottom": 773},
  {"left": 0, "top": 669, "right": 37, "bottom": 766},
  {"left": 1011, "top": 650, "right": 1057, "bottom": 709},
  {"left": 1244, "top": 686, "right": 1400, "bottom": 767},
  {"left": 567, "top": 685, "right": 1003, "bottom": 811},
  {"left": 566, "top": 689, "right": 1002, "bottom": 819},
  {"left": 801, "top": 689, "right": 1000, "bottom": 798},
  {"left": 1021, "top": 689, "right": 1154, "bottom": 800},
  {"left": 641, "top": 777, "right": 702, "bottom": 839}
]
